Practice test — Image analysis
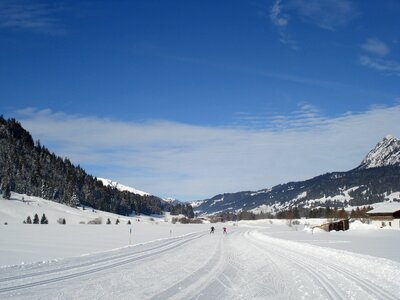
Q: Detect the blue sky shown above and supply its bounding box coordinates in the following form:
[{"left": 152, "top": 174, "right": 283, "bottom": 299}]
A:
[{"left": 1, "top": 0, "right": 400, "bottom": 200}]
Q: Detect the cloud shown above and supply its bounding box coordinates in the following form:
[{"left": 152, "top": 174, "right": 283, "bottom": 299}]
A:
[
  {"left": 361, "top": 38, "right": 390, "bottom": 57},
  {"left": 359, "top": 39, "right": 400, "bottom": 75},
  {"left": 269, "top": 0, "right": 356, "bottom": 48},
  {"left": 0, "top": 0, "right": 65, "bottom": 34},
  {"left": 360, "top": 56, "right": 400, "bottom": 74},
  {"left": 291, "top": 0, "right": 356, "bottom": 31},
  {"left": 269, "top": 0, "right": 298, "bottom": 49},
  {"left": 270, "top": 0, "right": 289, "bottom": 27},
  {"left": 13, "top": 105, "right": 400, "bottom": 200}
]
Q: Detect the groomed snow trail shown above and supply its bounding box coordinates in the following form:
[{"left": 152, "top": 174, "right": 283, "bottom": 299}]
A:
[{"left": 1, "top": 228, "right": 399, "bottom": 299}]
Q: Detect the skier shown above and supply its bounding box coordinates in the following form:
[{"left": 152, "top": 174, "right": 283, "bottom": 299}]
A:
[
  {"left": 210, "top": 226, "right": 215, "bottom": 234},
  {"left": 223, "top": 227, "right": 227, "bottom": 234}
]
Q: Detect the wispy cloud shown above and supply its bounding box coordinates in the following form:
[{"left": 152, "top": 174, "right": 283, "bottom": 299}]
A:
[
  {"left": 269, "top": 0, "right": 298, "bottom": 49},
  {"left": 361, "top": 38, "right": 390, "bottom": 57},
  {"left": 269, "top": 0, "right": 357, "bottom": 47},
  {"left": 360, "top": 56, "right": 400, "bottom": 74},
  {"left": 0, "top": 0, "right": 65, "bottom": 34},
  {"left": 13, "top": 105, "right": 400, "bottom": 200},
  {"left": 270, "top": 0, "right": 289, "bottom": 27},
  {"left": 360, "top": 38, "right": 400, "bottom": 75},
  {"left": 291, "top": 0, "right": 356, "bottom": 31}
]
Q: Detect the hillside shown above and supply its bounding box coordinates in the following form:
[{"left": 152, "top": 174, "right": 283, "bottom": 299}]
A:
[
  {"left": 0, "top": 117, "right": 191, "bottom": 217},
  {"left": 194, "top": 136, "right": 400, "bottom": 216}
]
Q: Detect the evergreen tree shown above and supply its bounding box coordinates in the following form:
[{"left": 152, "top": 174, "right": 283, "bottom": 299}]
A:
[
  {"left": 106, "top": 218, "right": 111, "bottom": 224},
  {"left": 40, "top": 213, "right": 48, "bottom": 224},
  {"left": 33, "top": 213, "right": 39, "bottom": 224},
  {"left": 1, "top": 177, "right": 11, "bottom": 199},
  {"left": 26, "top": 216, "right": 32, "bottom": 224}
]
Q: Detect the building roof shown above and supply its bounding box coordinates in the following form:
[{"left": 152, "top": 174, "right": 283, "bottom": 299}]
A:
[{"left": 368, "top": 202, "right": 400, "bottom": 214}]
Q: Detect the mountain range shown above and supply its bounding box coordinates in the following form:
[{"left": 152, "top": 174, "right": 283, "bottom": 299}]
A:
[
  {"left": 192, "top": 135, "right": 400, "bottom": 216},
  {"left": 1, "top": 116, "right": 399, "bottom": 219}
]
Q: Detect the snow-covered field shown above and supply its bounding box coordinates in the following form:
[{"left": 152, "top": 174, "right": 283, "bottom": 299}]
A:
[{"left": 1, "top": 194, "right": 400, "bottom": 299}]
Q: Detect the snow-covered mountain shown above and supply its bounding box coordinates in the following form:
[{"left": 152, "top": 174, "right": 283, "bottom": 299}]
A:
[
  {"left": 194, "top": 135, "right": 400, "bottom": 216},
  {"left": 358, "top": 135, "right": 400, "bottom": 169},
  {"left": 97, "top": 178, "right": 150, "bottom": 196},
  {"left": 162, "top": 197, "right": 183, "bottom": 205}
]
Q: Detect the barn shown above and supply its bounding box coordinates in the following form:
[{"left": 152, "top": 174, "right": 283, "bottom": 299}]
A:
[{"left": 367, "top": 203, "right": 400, "bottom": 229}]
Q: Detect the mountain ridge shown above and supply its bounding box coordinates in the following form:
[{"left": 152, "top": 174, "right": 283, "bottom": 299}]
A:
[
  {"left": 193, "top": 136, "right": 400, "bottom": 216},
  {"left": 357, "top": 135, "right": 400, "bottom": 169}
]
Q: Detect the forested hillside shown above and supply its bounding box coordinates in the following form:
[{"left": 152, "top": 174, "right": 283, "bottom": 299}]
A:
[{"left": 0, "top": 117, "right": 188, "bottom": 216}]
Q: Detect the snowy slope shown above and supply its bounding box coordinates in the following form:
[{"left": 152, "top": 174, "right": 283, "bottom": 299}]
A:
[
  {"left": 358, "top": 135, "right": 400, "bottom": 169},
  {"left": 0, "top": 192, "right": 154, "bottom": 225},
  {"left": 97, "top": 178, "right": 150, "bottom": 196}
]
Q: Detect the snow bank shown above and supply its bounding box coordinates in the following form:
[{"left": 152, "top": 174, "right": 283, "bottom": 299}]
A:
[{"left": 350, "top": 220, "right": 378, "bottom": 230}]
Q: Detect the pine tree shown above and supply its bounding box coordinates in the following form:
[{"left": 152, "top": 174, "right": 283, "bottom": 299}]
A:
[
  {"left": 40, "top": 213, "right": 48, "bottom": 224},
  {"left": 106, "top": 218, "right": 111, "bottom": 224},
  {"left": 3, "top": 183, "right": 11, "bottom": 199},
  {"left": 127, "top": 220, "right": 131, "bottom": 225},
  {"left": 33, "top": 213, "right": 39, "bottom": 224},
  {"left": 115, "top": 218, "right": 120, "bottom": 225},
  {"left": 26, "top": 216, "right": 32, "bottom": 224},
  {"left": 1, "top": 178, "right": 11, "bottom": 200},
  {"left": 70, "top": 191, "right": 80, "bottom": 208}
]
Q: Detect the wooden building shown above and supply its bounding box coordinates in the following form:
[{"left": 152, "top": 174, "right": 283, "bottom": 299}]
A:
[
  {"left": 367, "top": 203, "right": 400, "bottom": 229},
  {"left": 318, "top": 219, "right": 349, "bottom": 232}
]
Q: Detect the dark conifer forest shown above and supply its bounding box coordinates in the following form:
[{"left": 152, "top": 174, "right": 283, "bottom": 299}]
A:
[{"left": 0, "top": 117, "right": 193, "bottom": 217}]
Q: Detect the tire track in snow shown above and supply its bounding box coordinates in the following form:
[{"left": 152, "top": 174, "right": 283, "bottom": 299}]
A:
[
  {"left": 312, "top": 255, "right": 397, "bottom": 300},
  {"left": 0, "top": 232, "right": 206, "bottom": 294},
  {"left": 245, "top": 231, "right": 347, "bottom": 300},
  {"left": 199, "top": 230, "right": 256, "bottom": 299},
  {"left": 247, "top": 230, "right": 398, "bottom": 300},
  {"left": 0, "top": 231, "right": 204, "bottom": 283},
  {"left": 240, "top": 231, "right": 294, "bottom": 298},
  {"left": 149, "top": 230, "right": 227, "bottom": 300}
]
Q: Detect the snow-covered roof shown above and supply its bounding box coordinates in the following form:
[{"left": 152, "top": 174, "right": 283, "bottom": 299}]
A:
[{"left": 368, "top": 203, "right": 400, "bottom": 214}]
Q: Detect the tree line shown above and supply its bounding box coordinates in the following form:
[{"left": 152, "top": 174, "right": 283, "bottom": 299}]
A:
[{"left": 213, "top": 205, "right": 373, "bottom": 221}]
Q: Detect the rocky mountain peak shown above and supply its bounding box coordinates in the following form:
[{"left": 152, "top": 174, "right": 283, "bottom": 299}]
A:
[{"left": 358, "top": 135, "right": 400, "bottom": 169}]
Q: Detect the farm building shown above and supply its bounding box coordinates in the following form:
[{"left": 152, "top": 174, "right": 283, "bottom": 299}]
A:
[
  {"left": 316, "top": 219, "right": 349, "bottom": 232},
  {"left": 367, "top": 203, "right": 400, "bottom": 229}
]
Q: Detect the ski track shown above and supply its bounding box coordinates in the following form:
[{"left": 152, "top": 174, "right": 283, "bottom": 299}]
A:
[
  {"left": 1, "top": 228, "right": 399, "bottom": 299},
  {"left": 0, "top": 232, "right": 206, "bottom": 295},
  {"left": 0, "top": 232, "right": 204, "bottom": 283},
  {"left": 245, "top": 230, "right": 399, "bottom": 300}
]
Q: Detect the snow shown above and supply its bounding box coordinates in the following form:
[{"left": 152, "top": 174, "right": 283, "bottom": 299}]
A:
[
  {"left": 349, "top": 220, "right": 378, "bottom": 230},
  {"left": 210, "top": 197, "right": 224, "bottom": 207},
  {"left": 368, "top": 202, "right": 400, "bottom": 213},
  {"left": 1, "top": 193, "right": 400, "bottom": 299},
  {"left": 305, "top": 187, "right": 359, "bottom": 206},
  {"left": 384, "top": 191, "right": 400, "bottom": 201},
  {"left": 190, "top": 200, "right": 204, "bottom": 208},
  {"left": 359, "top": 135, "right": 400, "bottom": 169},
  {"left": 97, "top": 177, "right": 150, "bottom": 196}
]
